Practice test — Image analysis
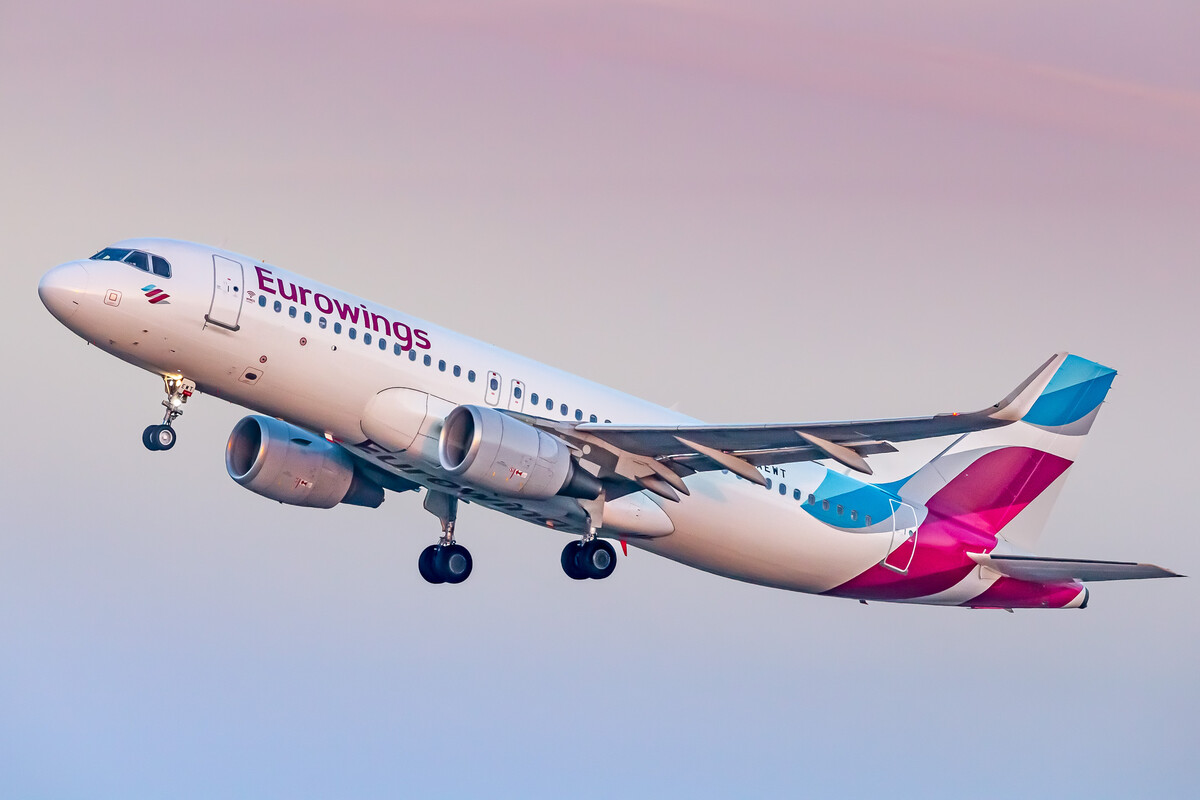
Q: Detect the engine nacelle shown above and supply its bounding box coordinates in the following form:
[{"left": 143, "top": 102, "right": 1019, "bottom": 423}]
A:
[
  {"left": 438, "top": 405, "right": 601, "bottom": 500},
  {"left": 226, "top": 415, "right": 384, "bottom": 508}
]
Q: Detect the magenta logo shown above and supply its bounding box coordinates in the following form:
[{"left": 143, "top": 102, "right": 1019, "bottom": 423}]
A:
[{"left": 141, "top": 284, "right": 170, "bottom": 304}]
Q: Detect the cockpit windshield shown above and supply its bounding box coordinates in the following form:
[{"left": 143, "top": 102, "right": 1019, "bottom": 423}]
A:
[{"left": 91, "top": 247, "right": 171, "bottom": 278}]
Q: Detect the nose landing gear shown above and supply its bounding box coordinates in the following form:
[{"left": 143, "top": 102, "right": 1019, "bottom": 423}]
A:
[{"left": 143, "top": 376, "right": 195, "bottom": 451}]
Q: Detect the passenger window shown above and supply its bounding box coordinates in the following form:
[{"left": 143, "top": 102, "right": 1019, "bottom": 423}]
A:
[
  {"left": 349, "top": 328, "right": 357, "bottom": 340},
  {"left": 793, "top": 488, "right": 801, "bottom": 501},
  {"left": 779, "top": 483, "right": 786, "bottom": 496},
  {"left": 258, "top": 295, "right": 266, "bottom": 307},
  {"left": 850, "top": 510, "right": 858, "bottom": 521},
  {"left": 319, "top": 317, "right": 327, "bottom": 329},
  {"left": 363, "top": 332, "right": 371, "bottom": 345},
  {"left": 379, "top": 338, "right": 386, "bottom": 351},
  {"left": 274, "top": 300, "right": 282, "bottom": 313},
  {"left": 490, "top": 377, "right": 499, "bottom": 391},
  {"left": 589, "top": 414, "right": 597, "bottom": 423},
  {"left": 865, "top": 515, "right": 873, "bottom": 525},
  {"left": 574, "top": 409, "right": 582, "bottom": 421},
  {"left": 468, "top": 370, "right": 475, "bottom": 382},
  {"left": 394, "top": 343, "right": 402, "bottom": 355},
  {"left": 303, "top": 311, "right": 311, "bottom": 323},
  {"left": 821, "top": 499, "right": 829, "bottom": 510},
  {"left": 808, "top": 494, "right": 816, "bottom": 505},
  {"left": 423, "top": 354, "right": 432, "bottom": 366},
  {"left": 836, "top": 504, "right": 843, "bottom": 515},
  {"left": 151, "top": 256, "right": 171, "bottom": 278},
  {"left": 453, "top": 365, "right": 461, "bottom": 377},
  {"left": 546, "top": 398, "right": 553, "bottom": 410},
  {"left": 409, "top": 350, "right": 417, "bottom": 362},
  {"left": 531, "top": 393, "right": 539, "bottom": 405},
  {"left": 334, "top": 322, "right": 342, "bottom": 334},
  {"left": 766, "top": 478, "right": 773, "bottom": 490},
  {"left": 604, "top": 419, "right": 611, "bottom": 424},
  {"left": 123, "top": 251, "right": 150, "bottom": 271},
  {"left": 559, "top": 403, "right": 568, "bottom": 416},
  {"left": 514, "top": 386, "right": 523, "bottom": 399},
  {"left": 439, "top": 360, "right": 446, "bottom": 372},
  {"left": 289, "top": 306, "right": 297, "bottom": 318}
]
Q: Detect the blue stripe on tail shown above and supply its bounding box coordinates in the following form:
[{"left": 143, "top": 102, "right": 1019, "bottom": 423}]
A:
[{"left": 1022, "top": 355, "right": 1116, "bottom": 428}]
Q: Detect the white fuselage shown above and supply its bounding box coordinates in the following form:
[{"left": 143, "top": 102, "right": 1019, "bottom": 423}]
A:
[{"left": 39, "top": 238, "right": 996, "bottom": 602}]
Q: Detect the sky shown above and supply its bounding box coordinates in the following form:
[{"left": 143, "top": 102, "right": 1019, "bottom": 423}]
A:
[{"left": 2, "top": 1, "right": 1198, "bottom": 796}]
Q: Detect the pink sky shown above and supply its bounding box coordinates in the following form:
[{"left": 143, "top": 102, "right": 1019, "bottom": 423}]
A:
[{"left": 2, "top": 2, "right": 1197, "bottom": 797}]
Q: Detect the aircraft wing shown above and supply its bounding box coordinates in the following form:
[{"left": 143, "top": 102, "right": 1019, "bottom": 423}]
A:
[
  {"left": 972, "top": 554, "right": 1183, "bottom": 582},
  {"left": 571, "top": 409, "right": 1009, "bottom": 473},
  {"left": 510, "top": 354, "right": 1070, "bottom": 500}
]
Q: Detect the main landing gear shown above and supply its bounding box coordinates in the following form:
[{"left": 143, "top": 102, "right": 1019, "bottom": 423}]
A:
[
  {"left": 561, "top": 536, "right": 617, "bottom": 581},
  {"left": 418, "top": 491, "right": 473, "bottom": 585},
  {"left": 143, "top": 376, "right": 195, "bottom": 452},
  {"left": 413, "top": 491, "right": 618, "bottom": 585}
]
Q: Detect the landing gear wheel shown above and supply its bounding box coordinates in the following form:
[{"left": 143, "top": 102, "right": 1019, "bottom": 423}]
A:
[
  {"left": 153, "top": 425, "right": 176, "bottom": 451},
  {"left": 435, "top": 544, "right": 473, "bottom": 584},
  {"left": 143, "top": 424, "right": 175, "bottom": 451},
  {"left": 579, "top": 539, "right": 617, "bottom": 580},
  {"left": 561, "top": 541, "right": 588, "bottom": 580},
  {"left": 418, "top": 545, "right": 444, "bottom": 584}
]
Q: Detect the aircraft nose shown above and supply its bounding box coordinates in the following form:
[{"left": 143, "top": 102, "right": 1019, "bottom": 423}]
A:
[{"left": 38, "top": 261, "right": 91, "bottom": 321}]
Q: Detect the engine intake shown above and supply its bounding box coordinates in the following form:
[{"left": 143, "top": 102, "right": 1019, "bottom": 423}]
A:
[
  {"left": 438, "top": 405, "right": 601, "bottom": 500},
  {"left": 226, "top": 415, "right": 384, "bottom": 508}
]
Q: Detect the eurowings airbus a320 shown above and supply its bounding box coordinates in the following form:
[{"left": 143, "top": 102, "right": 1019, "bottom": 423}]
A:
[{"left": 38, "top": 239, "right": 1180, "bottom": 608}]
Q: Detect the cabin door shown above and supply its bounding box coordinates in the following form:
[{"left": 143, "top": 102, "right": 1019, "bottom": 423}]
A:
[{"left": 205, "top": 254, "right": 244, "bottom": 331}]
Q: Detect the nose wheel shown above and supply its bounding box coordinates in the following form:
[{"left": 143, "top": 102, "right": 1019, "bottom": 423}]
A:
[
  {"left": 143, "top": 376, "right": 195, "bottom": 452},
  {"left": 142, "top": 425, "right": 177, "bottom": 451}
]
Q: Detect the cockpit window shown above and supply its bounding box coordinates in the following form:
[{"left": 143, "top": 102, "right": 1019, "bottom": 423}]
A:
[
  {"left": 124, "top": 251, "right": 150, "bottom": 271},
  {"left": 91, "top": 247, "right": 132, "bottom": 261},
  {"left": 89, "top": 247, "right": 172, "bottom": 278}
]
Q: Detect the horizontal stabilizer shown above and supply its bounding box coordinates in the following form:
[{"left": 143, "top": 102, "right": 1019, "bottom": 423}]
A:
[{"left": 972, "top": 553, "right": 1183, "bottom": 582}]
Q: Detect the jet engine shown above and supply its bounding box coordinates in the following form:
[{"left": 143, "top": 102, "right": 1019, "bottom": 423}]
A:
[
  {"left": 438, "top": 405, "right": 601, "bottom": 500},
  {"left": 226, "top": 415, "right": 384, "bottom": 508}
]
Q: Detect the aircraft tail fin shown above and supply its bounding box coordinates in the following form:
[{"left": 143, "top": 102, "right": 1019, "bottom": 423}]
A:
[{"left": 893, "top": 353, "right": 1116, "bottom": 549}]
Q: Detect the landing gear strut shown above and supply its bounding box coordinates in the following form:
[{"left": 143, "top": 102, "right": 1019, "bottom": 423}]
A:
[
  {"left": 418, "top": 491, "right": 473, "bottom": 584},
  {"left": 143, "top": 376, "right": 195, "bottom": 451}
]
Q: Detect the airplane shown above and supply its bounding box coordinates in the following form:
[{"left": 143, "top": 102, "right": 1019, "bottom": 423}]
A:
[{"left": 37, "top": 238, "right": 1180, "bottom": 608}]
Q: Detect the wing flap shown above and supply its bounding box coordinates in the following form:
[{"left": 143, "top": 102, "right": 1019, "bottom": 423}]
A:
[
  {"left": 972, "top": 553, "right": 1183, "bottom": 582},
  {"left": 575, "top": 412, "right": 1006, "bottom": 460}
]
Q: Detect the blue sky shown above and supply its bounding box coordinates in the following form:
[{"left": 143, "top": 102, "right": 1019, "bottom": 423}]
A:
[{"left": 2, "top": 2, "right": 1197, "bottom": 796}]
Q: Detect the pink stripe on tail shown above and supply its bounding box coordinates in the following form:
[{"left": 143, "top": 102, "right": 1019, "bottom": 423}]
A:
[{"left": 825, "top": 447, "right": 1073, "bottom": 602}]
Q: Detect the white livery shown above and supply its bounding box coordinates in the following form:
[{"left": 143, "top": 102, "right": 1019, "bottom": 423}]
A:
[{"left": 38, "top": 239, "right": 1179, "bottom": 607}]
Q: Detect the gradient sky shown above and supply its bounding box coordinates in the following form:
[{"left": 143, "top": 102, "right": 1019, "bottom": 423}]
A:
[{"left": 2, "top": 2, "right": 1198, "bottom": 797}]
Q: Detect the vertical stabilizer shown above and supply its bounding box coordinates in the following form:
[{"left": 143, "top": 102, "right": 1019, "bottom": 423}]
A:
[{"left": 894, "top": 354, "right": 1115, "bottom": 549}]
